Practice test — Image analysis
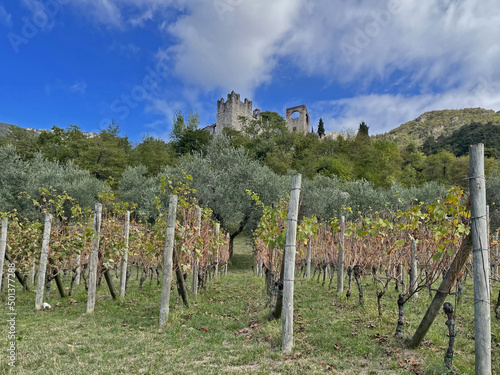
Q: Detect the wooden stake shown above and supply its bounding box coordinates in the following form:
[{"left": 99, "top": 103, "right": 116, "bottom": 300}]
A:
[
  {"left": 337, "top": 216, "right": 345, "bottom": 295},
  {"left": 193, "top": 207, "right": 201, "bottom": 296},
  {"left": 75, "top": 255, "right": 81, "bottom": 285},
  {"left": 409, "top": 234, "right": 472, "bottom": 348},
  {"left": 493, "top": 231, "right": 499, "bottom": 282},
  {"left": 469, "top": 143, "right": 491, "bottom": 374},
  {"left": 282, "top": 174, "right": 301, "bottom": 355},
  {"left": 119, "top": 211, "right": 130, "bottom": 299},
  {"left": 410, "top": 237, "right": 418, "bottom": 298},
  {"left": 215, "top": 223, "right": 220, "bottom": 277},
  {"left": 86, "top": 203, "right": 102, "bottom": 314},
  {"left": 35, "top": 214, "right": 52, "bottom": 311},
  {"left": 306, "top": 235, "right": 312, "bottom": 280},
  {"left": 159, "top": 195, "right": 178, "bottom": 327},
  {"left": 29, "top": 260, "right": 35, "bottom": 286}
]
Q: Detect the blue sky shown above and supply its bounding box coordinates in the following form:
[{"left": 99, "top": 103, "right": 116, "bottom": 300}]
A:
[{"left": 1, "top": 0, "right": 499, "bottom": 143}]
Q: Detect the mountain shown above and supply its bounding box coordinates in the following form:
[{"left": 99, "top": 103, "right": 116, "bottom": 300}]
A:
[
  {"left": 378, "top": 108, "right": 500, "bottom": 147},
  {"left": 0, "top": 122, "right": 21, "bottom": 137}
]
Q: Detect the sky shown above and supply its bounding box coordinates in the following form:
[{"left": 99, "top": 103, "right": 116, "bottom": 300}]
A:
[{"left": 1, "top": 0, "right": 500, "bottom": 143}]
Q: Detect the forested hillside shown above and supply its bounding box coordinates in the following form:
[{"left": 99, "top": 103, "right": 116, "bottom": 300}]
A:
[
  {"left": 379, "top": 108, "right": 500, "bottom": 147},
  {"left": 2, "top": 109, "right": 498, "bottom": 190},
  {"left": 1, "top": 110, "right": 500, "bottom": 231}
]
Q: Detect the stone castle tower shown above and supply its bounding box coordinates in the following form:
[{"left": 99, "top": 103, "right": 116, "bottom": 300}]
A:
[
  {"left": 216, "top": 91, "right": 261, "bottom": 133},
  {"left": 215, "top": 91, "right": 309, "bottom": 134}
]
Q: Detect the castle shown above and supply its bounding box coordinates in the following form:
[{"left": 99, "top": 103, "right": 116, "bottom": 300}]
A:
[{"left": 212, "top": 91, "right": 311, "bottom": 134}]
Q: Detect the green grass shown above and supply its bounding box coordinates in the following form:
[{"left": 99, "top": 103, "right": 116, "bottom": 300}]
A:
[{"left": 1, "top": 236, "right": 499, "bottom": 374}]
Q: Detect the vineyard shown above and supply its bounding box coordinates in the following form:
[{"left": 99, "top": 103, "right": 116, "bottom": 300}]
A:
[{"left": 1, "top": 147, "right": 499, "bottom": 374}]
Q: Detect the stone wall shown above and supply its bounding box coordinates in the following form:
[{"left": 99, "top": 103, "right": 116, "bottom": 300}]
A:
[{"left": 286, "top": 105, "right": 310, "bottom": 133}]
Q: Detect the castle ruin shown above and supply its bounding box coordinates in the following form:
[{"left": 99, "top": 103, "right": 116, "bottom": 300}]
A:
[
  {"left": 286, "top": 105, "right": 310, "bottom": 133},
  {"left": 215, "top": 91, "right": 310, "bottom": 134},
  {"left": 216, "top": 91, "right": 260, "bottom": 133}
]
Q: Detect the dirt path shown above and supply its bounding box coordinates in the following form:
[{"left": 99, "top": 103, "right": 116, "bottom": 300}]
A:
[{"left": 228, "top": 235, "right": 255, "bottom": 274}]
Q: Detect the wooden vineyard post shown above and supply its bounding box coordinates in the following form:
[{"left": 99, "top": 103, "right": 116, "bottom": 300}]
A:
[
  {"left": 0, "top": 217, "right": 8, "bottom": 290},
  {"left": 75, "top": 255, "right": 81, "bottom": 285},
  {"left": 306, "top": 234, "right": 312, "bottom": 279},
  {"left": 225, "top": 233, "right": 229, "bottom": 275},
  {"left": 86, "top": 203, "right": 102, "bottom": 314},
  {"left": 410, "top": 237, "right": 418, "bottom": 298},
  {"left": 193, "top": 207, "right": 201, "bottom": 296},
  {"left": 159, "top": 195, "right": 178, "bottom": 327},
  {"left": 337, "top": 216, "right": 345, "bottom": 295},
  {"left": 215, "top": 223, "right": 220, "bottom": 277},
  {"left": 469, "top": 144, "right": 491, "bottom": 374},
  {"left": 119, "top": 211, "right": 130, "bottom": 299},
  {"left": 493, "top": 231, "right": 499, "bottom": 282},
  {"left": 282, "top": 174, "right": 302, "bottom": 355},
  {"left": 173, "top": 242, "right": 189, "bottom": 307},
  {"left": 35, "top": 214, "right": 52, "bottom": 311}
]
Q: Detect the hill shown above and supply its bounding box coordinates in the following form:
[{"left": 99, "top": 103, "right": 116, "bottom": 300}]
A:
[
  {"left": 0, "top": 122, "right": 20, "bottom": 137},
  {"left": 378, "top": 108, "right": 500, "bottom": 147}
]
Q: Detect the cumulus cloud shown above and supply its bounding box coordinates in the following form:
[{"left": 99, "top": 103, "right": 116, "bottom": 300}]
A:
[
  {"left": 279, "top": 0, "right": 500, "bottom": 90},
  {"left": 313, "top": 87, "right": 500, "bottom": 135},
  {"left": 63, "top": 0, "right": 500, "bottom": 132},
  {"left": 162, "top": 0, "right": 302, "bottom": 96},
  {"left": 63, "top": 0, "right": 500, "bottom": 95}
]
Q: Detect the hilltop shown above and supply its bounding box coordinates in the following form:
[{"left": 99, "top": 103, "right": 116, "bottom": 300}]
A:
[
  {"left": 0, "top": 122, "right": 98, "bottom": 139},
  {"left": 377, "top": 108, "right": 500, "bottom": 147},
  {"left": 0, "top": 122, "right": 20, "bottom": 137}
]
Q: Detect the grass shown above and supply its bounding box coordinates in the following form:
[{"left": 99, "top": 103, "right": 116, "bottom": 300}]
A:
[{"left": 0, "top": 235, "right": 499, "bottom": 374}]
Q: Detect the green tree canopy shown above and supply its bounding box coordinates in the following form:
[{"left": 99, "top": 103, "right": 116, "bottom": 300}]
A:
[{"left": 131, "top": 136, "right": 177, "bottom": 175}]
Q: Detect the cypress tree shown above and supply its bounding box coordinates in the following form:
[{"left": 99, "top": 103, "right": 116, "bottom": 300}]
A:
[{"left": 317, "top": 118, "right": 325, "bottom": 138}]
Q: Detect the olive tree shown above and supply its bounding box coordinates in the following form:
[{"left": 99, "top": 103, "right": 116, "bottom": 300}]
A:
[{"left": 168, "top": 136, "right": 288, "bottom": 256}]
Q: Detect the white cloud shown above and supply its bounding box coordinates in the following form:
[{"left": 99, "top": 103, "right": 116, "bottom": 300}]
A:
[
  {"left": 0, "top": 5, "right": 13, "bottom": 27},
  {"left": 162, "top": 0, "right": 302, "bottom": 96},
  {"left": 313, "top": 87, "right": 500, "bottom": 136},
  {"left": 62, "top": 0, "right": 500, "bottom": 95},
  {"left": 279, "top": 0, "right": 500, "bottom": 90},
  {"left": 62, "top": 0, "right": 500, "bottom": 131}
]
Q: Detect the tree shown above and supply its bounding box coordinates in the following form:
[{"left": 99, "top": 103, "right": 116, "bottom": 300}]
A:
[
  {"left": 356, "top": 121, "right": 370, "bottom": 139},
  {"left": 131, "top": 136, "right": 177, "bottom": 175},
  {"left": 168, "top": 135, "right": 288, "bottom": 256},
  {"left": 174, "top": 129, "right": 212, "bottom": 156},
  {"left": 171, "top": 110, "right": 186, "bottom": 141},
  {"left": 317, "top": 118, "right": 325, "bottom": 138},
  {"left": 77, "top": 123, "right": 132, "bottom": 181},
  {"left": 118, "top": 165, "right": 159, "bottom": 222},
  {"left": 170, "top": 109, "right": 200, "bottom": 141},
  {"left": 0, "top": 126, "right": 40, "bottom": 159},
  {"left": 36, "top": 125, "right": 87, "bottom": 164},
  {"left": 0, "top": 145, "right": 106, "bottom": 219}
]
